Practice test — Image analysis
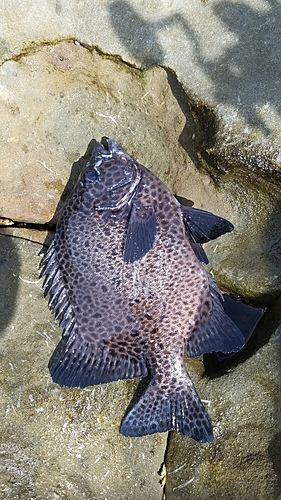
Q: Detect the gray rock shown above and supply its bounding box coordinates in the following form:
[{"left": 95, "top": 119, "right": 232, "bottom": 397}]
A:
[
  {"left": 0, "top": 226, "right": 51, "bottom": 245},
  {"left": 1, "top": 0, "right": 281, "bottom": 167},
  {"left": 0, "top": 235, "right": 166, "bottom": 499}
]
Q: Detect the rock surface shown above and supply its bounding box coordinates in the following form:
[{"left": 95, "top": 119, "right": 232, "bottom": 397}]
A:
[{"left": 1, "top": 0, "right": 281, "bottom": 167}]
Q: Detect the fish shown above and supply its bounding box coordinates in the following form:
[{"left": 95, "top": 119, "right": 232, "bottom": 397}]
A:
[{"left": 40, "top": 137, "right": 245, "bottom": 442}]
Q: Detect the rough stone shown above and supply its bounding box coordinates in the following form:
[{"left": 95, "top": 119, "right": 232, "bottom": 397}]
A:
[
  {"left": 206, "top": 189, "right": 281, "bottom": 305},
  {"left": 0, "top": 40, "right": 196, "bottom": 224},
  {"left": 0, "top": 227, "right": 52, "bottom": 245},
  {"left": 0, "top": 235, "right": 166, "bottom": 499},
  {"left": 1, "top": 0, "right": 281, "bottom": 169}
]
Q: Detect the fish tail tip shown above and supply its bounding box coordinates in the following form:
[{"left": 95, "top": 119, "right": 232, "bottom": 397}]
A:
[{"left": 119, "top": 381, "right": 214, "bottom": 443}]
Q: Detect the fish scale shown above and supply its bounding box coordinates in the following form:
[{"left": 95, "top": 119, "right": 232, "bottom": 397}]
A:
[{"left": 41, "top": 137, "right": 245, "bottom": 442}]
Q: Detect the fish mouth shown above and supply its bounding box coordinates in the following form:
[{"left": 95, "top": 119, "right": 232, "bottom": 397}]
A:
[
  {"left": 90, "top": 136, "right": 123, "bottom": 158},
  {"left": 100, "top": 136, "right": 129, "bottom": 158},
  {"left": 90, "top": 137, "right": 113, "bottom": 166},
  {"left": 101, "top": 136, "right": 110, "bottom": 150},
  {"left": 91, "top": 136, "right": 129, "bottom": 164}
]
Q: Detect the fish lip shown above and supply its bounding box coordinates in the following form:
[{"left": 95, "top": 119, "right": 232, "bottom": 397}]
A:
[
  {"left": 101, "top": 137, "right": 129, "bottom": 158},
  {"left": 101, "top": 136, "right": 118, "bottom": 154},
  {"left": 101, "top": 136, "right": 110, "bottom": 150},
  {"left": 90, "top": 139, "right": 110, "bottom": 157},
  {"left": 89, "top": 137, "right": 126, "bottom": 173}
]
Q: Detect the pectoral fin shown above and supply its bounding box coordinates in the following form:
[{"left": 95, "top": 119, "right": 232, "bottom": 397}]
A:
[{"left": 123, "top": 203, "right": 156, "bottom": 263}]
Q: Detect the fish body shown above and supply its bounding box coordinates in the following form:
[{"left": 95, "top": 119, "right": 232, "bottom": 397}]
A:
[{"left": 41, "top": 138, "right": 244, "bottom": 442}]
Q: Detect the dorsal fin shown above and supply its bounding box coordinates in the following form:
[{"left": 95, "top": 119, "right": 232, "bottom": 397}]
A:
[
  {"left": 40, "top": 240, "right": 75, "bottom": 338},
  {"left": 180, "top": 205, "right": 234, "bottom": 264},
  {"left": 180, "top": 206, "right": 234, "bottom": 243}
]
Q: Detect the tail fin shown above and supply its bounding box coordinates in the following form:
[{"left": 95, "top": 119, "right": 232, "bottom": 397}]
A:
[{"left": 120, "top": 377, "right": 214, "bottom": 442}]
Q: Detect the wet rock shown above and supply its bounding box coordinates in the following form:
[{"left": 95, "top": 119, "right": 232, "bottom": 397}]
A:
[
  {"left": 206, "top": 190, "right": 281, "bottom": 305},
  {"left": 0, "top": 235, "right": 166, "bottom": 499}
]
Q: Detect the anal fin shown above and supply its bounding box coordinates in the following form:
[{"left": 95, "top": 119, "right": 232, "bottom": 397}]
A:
[
  {"left": 50, "top": 333, "right": 148, "bottom": 388},
  {"left": 185, "top": 279, "right": 245, "bottom": 358}
]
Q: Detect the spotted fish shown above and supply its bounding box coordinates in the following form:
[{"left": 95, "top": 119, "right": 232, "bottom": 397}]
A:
[{"left": 40, "top": 137, "right": 244, "bottom": 442}]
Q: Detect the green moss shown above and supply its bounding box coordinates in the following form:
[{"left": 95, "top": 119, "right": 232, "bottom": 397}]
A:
[{"left": 44, "top": 179, "right": 65, "bottom": 195}]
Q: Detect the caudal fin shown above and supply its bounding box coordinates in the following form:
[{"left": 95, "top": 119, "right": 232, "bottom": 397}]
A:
[{"left": 120, "top": 378, "right": 214, "bottom": 442}]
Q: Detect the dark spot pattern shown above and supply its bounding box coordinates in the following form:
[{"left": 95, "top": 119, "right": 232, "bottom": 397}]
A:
[{"left": 40, "top": 138, "right": 244, "bottom": 443}]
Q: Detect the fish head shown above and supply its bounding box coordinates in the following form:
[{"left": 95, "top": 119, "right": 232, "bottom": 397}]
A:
[{"left": 79, "top": 138, "right": 142, "bottom": 211}]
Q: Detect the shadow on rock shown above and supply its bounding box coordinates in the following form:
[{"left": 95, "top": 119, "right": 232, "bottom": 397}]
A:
[
  {"left": 108, "top": 0, "right": 165, "bottom": 66},
  {"left": 42, "top": 138, "right": 97, "bottom": 249},
  {"left": 109, "top": 0, "right": 281, "bottom": 137},
  {"left": 269, "top": 430, "right": 281, "bottom": 496},
  {"left": 49, "top": 138, "right": 97, "bottom": 226},
  {"left": 163, "top": 68, "right": 217, "bottom": 173},
  {"left": 211, "top": 0, "right": 281, "bottom": 135},
  {"left": 109, "top": 1, "right": 217, "bottom": 173},
  {"left": 261, "top": 198, "right": 281, "bottom": 300},
  {"left": 0, "top": 235, "right": 20, "bottom": 335},
  {"left": 204, "top": 294, "right": 281, "bottom": 375}
]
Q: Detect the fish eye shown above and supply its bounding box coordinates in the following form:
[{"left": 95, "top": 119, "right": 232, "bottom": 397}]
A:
[{"left": 85, "top": 170, "right": 98, "bottom": 182}]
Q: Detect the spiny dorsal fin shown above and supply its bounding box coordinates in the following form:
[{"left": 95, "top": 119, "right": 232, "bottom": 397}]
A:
[{"left": 181, "top": 205, "right": 234, "bottom": 243}]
